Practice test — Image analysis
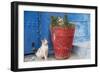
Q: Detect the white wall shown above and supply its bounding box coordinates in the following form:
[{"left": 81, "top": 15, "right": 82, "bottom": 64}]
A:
[{"left": 0, "top": 0, "right": 99, "bottom": 73}]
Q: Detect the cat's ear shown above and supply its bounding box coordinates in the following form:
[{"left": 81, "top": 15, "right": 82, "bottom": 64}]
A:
[
  {"left": 44, "top": 39, "right": 46, "bottom": 41},
  {"left": 41, "top": 39, "right": 43, "bottom": 43},
  {"left": 41, "top": 39, "right": 44, "bottom": 43},
  {"left": 58, "top": 17, "right": 60, "bottom": 19},
  {"left": 45, "top": 39, "right": 48, "bottom": 43}
]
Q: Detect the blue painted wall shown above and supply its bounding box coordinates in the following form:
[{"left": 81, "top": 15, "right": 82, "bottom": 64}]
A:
[
  {"left": 24, "top": 11, "right": 90, "bottom": 54},
  {"left": 24, "top": 11, "right": 41, "bottom": 54}
]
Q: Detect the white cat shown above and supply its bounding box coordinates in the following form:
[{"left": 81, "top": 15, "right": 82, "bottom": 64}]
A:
[
  {"left": 35, "top": 39, "right": 48, "bottom": 60},
  {"left": 57, "top": 17, "right": 64, "bottom": 26}
]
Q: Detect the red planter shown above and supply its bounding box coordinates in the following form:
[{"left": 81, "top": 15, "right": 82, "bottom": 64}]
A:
[{"left": 51, "top": 27, "right": 75, "bottom": 59}]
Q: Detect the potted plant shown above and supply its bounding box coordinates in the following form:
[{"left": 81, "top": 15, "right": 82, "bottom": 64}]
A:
[{"left": 50, "top": 15, "right": 75, "bottom": 59}]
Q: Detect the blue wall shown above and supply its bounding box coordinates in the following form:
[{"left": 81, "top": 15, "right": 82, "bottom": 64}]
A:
[{"left": 24, "top": 11, "right": 90, "bottom": 54}]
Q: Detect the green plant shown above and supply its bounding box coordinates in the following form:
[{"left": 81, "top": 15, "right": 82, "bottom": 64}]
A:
[
  {"left": 51, "top": 16, "right": 58, "bottom": 27},
  {"left": 51, "top": 15, "right": 75, "bottom": 28}
]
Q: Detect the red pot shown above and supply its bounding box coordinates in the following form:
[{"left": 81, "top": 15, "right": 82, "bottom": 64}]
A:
[{"left": 51, "top": 27, "right": 75, "bottom": 59}]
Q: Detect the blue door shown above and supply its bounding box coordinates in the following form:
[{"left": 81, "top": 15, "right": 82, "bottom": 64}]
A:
[{"left": 24, "top": 11, "right": 41, "bottom": 54}]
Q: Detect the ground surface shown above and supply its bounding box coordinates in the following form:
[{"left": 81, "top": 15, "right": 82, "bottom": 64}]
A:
[{"left": 24, "top": 42, "right": 90, "bottom": 62}]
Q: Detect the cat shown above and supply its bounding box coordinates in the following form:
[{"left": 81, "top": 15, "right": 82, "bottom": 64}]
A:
[
  {"left": 35, "top": 39, "right": 48, "bottom": 60},
  {"left": 57, "top": 17, "right": 64, "bottom": 26}
]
